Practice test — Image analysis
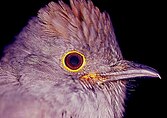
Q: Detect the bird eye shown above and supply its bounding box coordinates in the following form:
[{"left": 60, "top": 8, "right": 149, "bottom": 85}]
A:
[{"left": 62, "top": 50, "right": 86, "bottom": 72}]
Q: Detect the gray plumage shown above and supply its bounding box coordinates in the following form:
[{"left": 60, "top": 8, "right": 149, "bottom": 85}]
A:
[{"left": 0, "top": 0, "right": 160, "bottom": 118}]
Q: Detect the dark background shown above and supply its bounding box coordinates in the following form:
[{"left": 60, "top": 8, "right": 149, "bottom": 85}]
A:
[{"left": 0, "top": 0, "right": 166, "bottom": 118}]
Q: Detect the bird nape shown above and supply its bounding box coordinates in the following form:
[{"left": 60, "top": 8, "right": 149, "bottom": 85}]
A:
[{"left": 0, "top": 0, "right": 160, "bottom": 118}]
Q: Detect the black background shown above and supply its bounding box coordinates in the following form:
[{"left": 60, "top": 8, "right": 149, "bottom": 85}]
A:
[{"left": 0, "top": 0, "right": 166, "bottom": 118}]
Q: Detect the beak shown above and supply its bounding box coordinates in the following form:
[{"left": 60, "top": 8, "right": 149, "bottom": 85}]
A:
[{"left": 101, "top": 60, "right": 161, "bottom": 82}]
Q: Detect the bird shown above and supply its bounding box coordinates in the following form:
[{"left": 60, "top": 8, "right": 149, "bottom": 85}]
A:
[{"left": 0, "top": 0, "right": 160, "bottom": 118}]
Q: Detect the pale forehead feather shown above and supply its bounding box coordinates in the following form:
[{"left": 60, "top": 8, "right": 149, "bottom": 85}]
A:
[{"left": 38, "top": 0, "right": 113, "bottom": 40}]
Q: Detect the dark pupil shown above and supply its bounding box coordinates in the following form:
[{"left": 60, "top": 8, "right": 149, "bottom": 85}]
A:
[{"left": 69, "top": 56, "right": 79, "bottom": 66}]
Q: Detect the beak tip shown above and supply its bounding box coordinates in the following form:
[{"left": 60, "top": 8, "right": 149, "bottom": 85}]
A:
[
  {"left": 157, "top": 73, "right": 161, "bottom": 79},
  {"left": 146, "top": 67, "right": 161, "bottom": 79},
  {"left": 140, "top": 66, "right": 161, "bottom": 79},
  {"left": 149, "top": 72, "right": 161, "bottom": 79}
]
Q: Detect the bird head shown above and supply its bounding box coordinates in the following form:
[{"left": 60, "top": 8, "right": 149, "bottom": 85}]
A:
[
  {"left": 26, "top": 0, "right": 160, "bottom": 86},
  {"left": 12, "top": 0, "right": 160, "bottom": 117}
]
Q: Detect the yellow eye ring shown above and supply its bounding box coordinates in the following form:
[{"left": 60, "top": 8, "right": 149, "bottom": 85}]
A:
[{"left": 62, "top": 50, "right": 86, "bottom": 72}]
